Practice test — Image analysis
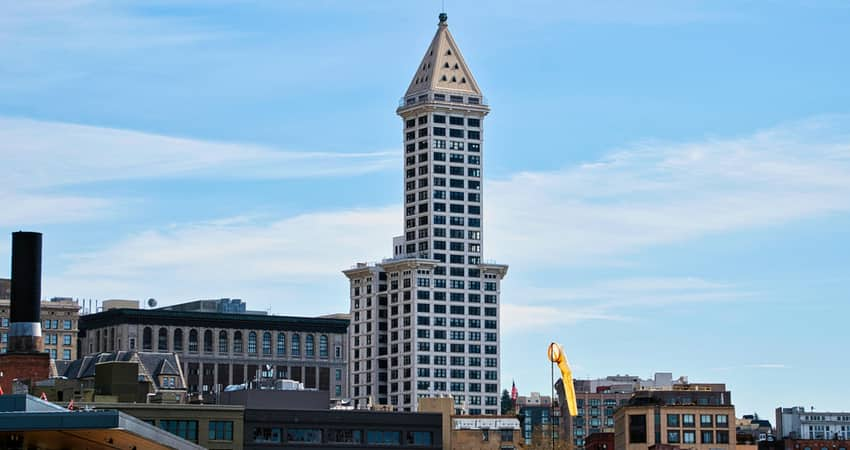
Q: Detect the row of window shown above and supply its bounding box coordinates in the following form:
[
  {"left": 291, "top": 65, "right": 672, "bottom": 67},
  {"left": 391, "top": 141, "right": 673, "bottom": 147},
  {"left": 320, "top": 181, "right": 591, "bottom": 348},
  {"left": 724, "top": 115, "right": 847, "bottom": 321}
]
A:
[
  {"left": 254, "top": 427, "right": 433, "bottom": 446},
  {"left": 667, "top": 414, "right": 729, "bottom": 427},
  {"left": 406, "top": 128, "right": 481, "bottom": 141},
  {"left": 405, "top": 152, "right": 480, "bottom": 166},
  {"left": 405, "top": 114, "right": 480, "bottom": 128},
  {"left": 405, "top": 140, "right": 481, "bottom": 154},
  {"left": 0, "top": 318, "right": 73, "bottom": 330},
  {"left": 666, "top": 430, "right": 730, "bottom": 444},
  {"left": 137, "top": 327, "right": 336, "bottom": 359},
  {"left": 405, "top": 177, "right": 481, "bottom": 192},
  {"left": 405, "top": 190, "right": 481, "bottom": 204}
]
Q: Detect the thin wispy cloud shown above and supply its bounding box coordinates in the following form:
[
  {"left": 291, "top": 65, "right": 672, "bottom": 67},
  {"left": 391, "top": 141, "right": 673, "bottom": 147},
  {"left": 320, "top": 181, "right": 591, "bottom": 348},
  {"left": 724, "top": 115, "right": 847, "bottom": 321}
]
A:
[
  {"left": 40, "top": 116, "right": 850, "bottom": 328},
  {"left": 0, "top": 117, "right": 396, "bottom": 226},
  {"left": 746, "top": 364, "right": 791, "bottom": 369}
]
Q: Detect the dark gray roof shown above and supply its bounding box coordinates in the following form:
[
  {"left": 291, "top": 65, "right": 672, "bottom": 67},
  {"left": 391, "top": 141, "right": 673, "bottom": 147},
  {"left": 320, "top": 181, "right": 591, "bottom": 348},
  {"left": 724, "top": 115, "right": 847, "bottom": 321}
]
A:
[{"left": 61, "top": 351, "right": 185, "bottom": 390}]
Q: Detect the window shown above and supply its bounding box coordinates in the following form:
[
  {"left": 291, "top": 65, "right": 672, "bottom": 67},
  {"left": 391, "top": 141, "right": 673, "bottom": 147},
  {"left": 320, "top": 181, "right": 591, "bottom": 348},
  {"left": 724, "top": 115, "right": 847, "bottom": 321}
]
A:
[
  {"left": 701, "top": 414, "right": 713, "bottom": 427},
  {"left": 716, "top": 414, "right": 729, "bottom": 427},
  {"left": 320, "top": 335, "right": 329, "bottom": 358},
  {"left": 63, "top": 320, "right": 72, "bottom": 330},
  {"left": 366, "top": 431, "right": 401, "bottom": 445},
  {"left": 292, "top": 334, "right": 301, "bottom": 356},
  {"left": 143, "top": 327, "right": 153, "bottom": 351},
  {"left": 406, "top": 431, "right": 433, "bottom": 446},
  {"left": 209, "top": 421, "right": 234, "bottom": 441},
  {"left": 668, "top": 431, "right": 680, "bottom": 444},
  {"left": 262, "top": 332, "right": 272, "bottom": 355},
  {"left": 160, "top": 420, "right": 199, "bottom": 443},
  {"left": 449, "top": 116, "right": 464, "bottom": 125},
  {"left": 329, "top": 430, "right": 362, "bottom": 444},
  {"left": 629, "top": 415, "right": 647, "bottom": 443},
  {"left": 468, "top": 118, "right": 481, "bottom": 127},
  {"left": 62, "top": 334, "right": 72, "bottom": 346},
  {"left": 62, "top": 349, "right": 71, "bottom": 360},
  {"left": 204, "top": 330, "right": 213, "bottom": 353},
  {"left": 253, "top": 427, "right": 282, "bottom": 443},
  {"left": 288, "top": 429, "right": 322, "bottom": 443},
  {"left": 683, "top": 414, "right": 695, "bottom": 427},
  {"left": 219, "top": 331, "right": 229, "bottom": 353},
  {"left": 716, "top": 430, "right": 730, "bottom": 443},
  {"left": 248, "top": 331, "right": 257, "bottom": 354},
  {"left": 433, "top": 127, "right": 446, "bottom": 136},
  {"left": 277, "top": 333, "right": 286, "bottom": 355},
  {"left": 233, "top": 331, "right": 243, "bottom": 353},
  {"left": 668, "top": 414, "right": 679, "bottom": 427},
  {"left": 683, "top": 431, "right": 696, "bottom": 444},
  {"left": 702, "top": 430, "right": 713, "bottom": 443},
  {"left": 433, "top": 114, "right": 446, "bottom": 123},
  {"left": 188, "top": 329, "right": 199, "bottom": 352}
]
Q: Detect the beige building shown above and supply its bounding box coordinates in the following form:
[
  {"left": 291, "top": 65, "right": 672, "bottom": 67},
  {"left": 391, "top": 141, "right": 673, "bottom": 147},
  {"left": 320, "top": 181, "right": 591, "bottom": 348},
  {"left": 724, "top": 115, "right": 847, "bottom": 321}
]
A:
[
  {"left": 80, "top": 402, "right": 245, "bottom": 450},
  {"left": 420, "top": 396, "right": 521, "bottom": 450},
  {"left": 614, "top": 385, "right": 736, "bottom": 450},
  {"left": 0, "top": 295, "right": 81, "bottom": 360}
]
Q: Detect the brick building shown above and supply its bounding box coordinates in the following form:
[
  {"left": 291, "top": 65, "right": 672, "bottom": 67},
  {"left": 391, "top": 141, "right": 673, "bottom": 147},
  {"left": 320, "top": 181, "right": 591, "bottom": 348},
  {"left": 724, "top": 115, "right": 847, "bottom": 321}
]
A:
[{"left": 1, "top": 296, "right": 81, "bottom": 360}]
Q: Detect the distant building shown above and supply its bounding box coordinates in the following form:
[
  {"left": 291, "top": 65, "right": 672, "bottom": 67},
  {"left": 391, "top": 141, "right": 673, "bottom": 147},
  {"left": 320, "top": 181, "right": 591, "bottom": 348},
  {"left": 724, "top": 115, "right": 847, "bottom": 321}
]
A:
[
  {"left": 78, "top": 304, "right": 349, "bottom": 401},
  {"left": 776, "top": 406, "right": 850, "bottom": 440},
  {"left": 419, "top": 396, "right": 521, "bottom": 450},
  {"left": 57, "top": 351, "right": 188, "bottom": 403},
  {"left": 759, "top": 438, "right": 850, "bottom": 450},
  {"left": 586, "top": 432, "right": 615, "bottom": 450},
  {"left": 737, "top": 414, "right": 774, "bottom": 443},
  {"left": 516, "top": 393, "right": 560, "bottom": 445},
  {"left": 0, "top": 278, "right": 9, "bottom": 299},
  {"left": 0, "top": 297, "right": 80, "bottom": 360},
  {"left": 614, "top": 383, "right": 735, "bottom": 450},
  {"left": 556, "top": 373, "right": 688, "bottom": 449}
]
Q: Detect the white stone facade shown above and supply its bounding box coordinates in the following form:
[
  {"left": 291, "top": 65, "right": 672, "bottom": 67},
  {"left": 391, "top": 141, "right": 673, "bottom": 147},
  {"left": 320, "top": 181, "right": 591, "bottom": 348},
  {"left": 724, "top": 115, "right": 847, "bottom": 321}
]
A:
[{"left": 345, "top": 14, "right": 507, "bottom": 415}]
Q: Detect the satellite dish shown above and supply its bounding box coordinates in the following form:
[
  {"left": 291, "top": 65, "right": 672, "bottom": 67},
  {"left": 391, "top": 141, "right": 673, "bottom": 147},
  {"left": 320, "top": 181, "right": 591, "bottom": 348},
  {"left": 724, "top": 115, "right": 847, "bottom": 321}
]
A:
[{"left": 147, "top": 298, "right": 157, "bottom": 308}]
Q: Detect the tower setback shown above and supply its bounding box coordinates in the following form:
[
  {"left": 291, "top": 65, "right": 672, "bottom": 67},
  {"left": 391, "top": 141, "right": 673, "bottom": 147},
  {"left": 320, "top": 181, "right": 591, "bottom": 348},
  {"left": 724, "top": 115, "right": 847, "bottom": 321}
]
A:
[{"left": 344, "top": 14, "right": 507, "bottom": 415}]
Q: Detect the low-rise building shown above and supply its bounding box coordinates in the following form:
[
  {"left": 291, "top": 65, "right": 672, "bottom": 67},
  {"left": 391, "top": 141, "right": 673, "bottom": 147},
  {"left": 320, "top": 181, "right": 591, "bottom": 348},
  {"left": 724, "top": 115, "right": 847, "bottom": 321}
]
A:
[
  {"left": 776, "top": 407, "right": 850, "bottom": 440},
  {"left": 78, "top": 301, "right": 349, "bottom": 401},
  {"left": 614, "top": 383, "right": 736, "bottom": 450}
]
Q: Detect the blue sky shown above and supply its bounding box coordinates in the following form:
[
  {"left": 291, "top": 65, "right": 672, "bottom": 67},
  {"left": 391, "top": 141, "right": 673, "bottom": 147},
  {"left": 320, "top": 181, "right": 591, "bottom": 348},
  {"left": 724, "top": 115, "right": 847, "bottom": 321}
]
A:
[{"left": 2, "top": 1, "right": 849, "bottom": 418}]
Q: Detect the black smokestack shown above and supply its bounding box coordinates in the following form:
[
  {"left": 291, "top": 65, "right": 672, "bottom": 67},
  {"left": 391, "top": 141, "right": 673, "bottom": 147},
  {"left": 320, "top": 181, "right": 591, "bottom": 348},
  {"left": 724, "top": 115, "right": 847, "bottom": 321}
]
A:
[{"left": 9, "top": 231, "right": 43, "bottom": 353}]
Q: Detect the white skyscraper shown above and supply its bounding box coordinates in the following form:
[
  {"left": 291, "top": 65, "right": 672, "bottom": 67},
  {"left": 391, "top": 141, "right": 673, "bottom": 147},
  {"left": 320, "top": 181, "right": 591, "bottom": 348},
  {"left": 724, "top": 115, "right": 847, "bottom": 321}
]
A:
[{"left": 344, "top": 13, "right": 508, "bottom": 415}]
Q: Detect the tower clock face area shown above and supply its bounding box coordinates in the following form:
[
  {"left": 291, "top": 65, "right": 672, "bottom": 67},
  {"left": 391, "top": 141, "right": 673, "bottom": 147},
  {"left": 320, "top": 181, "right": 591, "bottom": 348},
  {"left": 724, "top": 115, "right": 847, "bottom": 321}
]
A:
[{"left": 345, "top": 14, "right": 507, "bottom": 415}]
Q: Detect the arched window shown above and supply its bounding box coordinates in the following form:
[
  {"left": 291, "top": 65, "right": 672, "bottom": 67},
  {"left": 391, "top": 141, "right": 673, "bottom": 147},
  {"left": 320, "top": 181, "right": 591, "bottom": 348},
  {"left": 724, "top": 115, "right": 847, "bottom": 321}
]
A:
[
  {"left": 319, "top": 335, "right": 329, "bottom": 358},
  {"left": 158, "top": 328, "right": 168, "bottom": 351},
  {"left": 276, "top": 333, "right": 286, "bottom": 356},
  {"left": 262, "top": 332, "right": 272, "bottom": 355},
  {"left": 203, "top": 330, "right": 213, "bottom": 353},
  {"left": 173, "top": 328, "right": 183, "bottom": 351},
  {"left": 305, "top": 334, "right": 315, "bottom": 358},
  {"left": 219, "top": 331, "right": 228, "bottom": 354},
  {"left": 233, "top": 331, "right": 243, "bottom": 353},
  {"left": 291, "top": 334, "right": 301, "bottom": 357},
  {"left": 142, "top": 327, "right": 152, "bottom": 351},
  {"left": 248, "top": 331, "right": 257, "bottom": 354},
  {"left": 188, "top": 329, "right": 198, "bottom": 352}
]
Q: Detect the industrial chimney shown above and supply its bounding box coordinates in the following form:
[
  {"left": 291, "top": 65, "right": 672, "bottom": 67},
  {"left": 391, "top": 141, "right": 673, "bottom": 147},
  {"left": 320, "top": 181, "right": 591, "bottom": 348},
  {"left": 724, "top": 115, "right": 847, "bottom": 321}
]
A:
[
  {"left": 8, "top": 231, "right": 43, "bottom": 353},
  {"left": 0, "top": 231, "right": 51, "bottom": 395}
]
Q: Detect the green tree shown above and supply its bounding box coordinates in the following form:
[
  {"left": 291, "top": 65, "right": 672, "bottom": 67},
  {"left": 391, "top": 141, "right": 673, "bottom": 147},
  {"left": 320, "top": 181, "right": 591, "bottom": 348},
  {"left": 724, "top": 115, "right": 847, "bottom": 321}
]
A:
[{"left": 501, "top": 389, "right": 513, "bottom": 414}]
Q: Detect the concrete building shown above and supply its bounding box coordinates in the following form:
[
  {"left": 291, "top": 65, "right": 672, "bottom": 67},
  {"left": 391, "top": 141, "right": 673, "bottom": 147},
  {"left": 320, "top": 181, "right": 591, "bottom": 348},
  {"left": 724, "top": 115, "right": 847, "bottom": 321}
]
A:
[
  {"left": 419, "top": 397, "right": 521, "bottom": 450},
  {"left": 1, "top": 297, "right": 80, "bottom": 360},
  {"left": 79, "top": 402, "right": 245, "bottom": 450},
  {"left": 344, "top": 12, "right": 508, "bottom": 415},
  {"left": 776, "top": 407, "right": 850, "bottom": 440},
  {"left": 78, "top": 305, "right": 349, "bottom": 401},
  {"left": 614, "top": 384, "right": 736, "bottom": 450}
]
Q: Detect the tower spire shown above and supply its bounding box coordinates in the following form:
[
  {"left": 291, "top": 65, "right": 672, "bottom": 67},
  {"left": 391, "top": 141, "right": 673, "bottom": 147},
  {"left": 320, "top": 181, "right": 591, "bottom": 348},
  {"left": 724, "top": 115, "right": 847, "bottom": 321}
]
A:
[{"left": 403, "top": 14, "right": 482, "bottom": 98}]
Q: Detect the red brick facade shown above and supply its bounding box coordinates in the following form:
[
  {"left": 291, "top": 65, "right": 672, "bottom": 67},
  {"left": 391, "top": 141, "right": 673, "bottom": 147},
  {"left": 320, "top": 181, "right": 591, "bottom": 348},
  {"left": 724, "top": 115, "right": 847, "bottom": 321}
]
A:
[{"left": 0, "top": 352, "right": 51, "bottom": 394}]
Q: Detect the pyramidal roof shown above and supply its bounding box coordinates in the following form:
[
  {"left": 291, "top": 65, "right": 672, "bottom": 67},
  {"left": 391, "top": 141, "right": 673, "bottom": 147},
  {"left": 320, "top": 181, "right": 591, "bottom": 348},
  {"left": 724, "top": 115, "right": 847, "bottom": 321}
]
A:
[{"left": 405, "top": 14, "right": 483, "bottom": 97}]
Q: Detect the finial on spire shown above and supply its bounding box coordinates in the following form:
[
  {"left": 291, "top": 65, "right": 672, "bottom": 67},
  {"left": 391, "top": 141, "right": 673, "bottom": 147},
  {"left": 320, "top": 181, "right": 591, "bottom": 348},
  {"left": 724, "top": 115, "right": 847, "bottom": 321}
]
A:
[{"left": 439, "top": 12, "right": 448, "bottom": 24}]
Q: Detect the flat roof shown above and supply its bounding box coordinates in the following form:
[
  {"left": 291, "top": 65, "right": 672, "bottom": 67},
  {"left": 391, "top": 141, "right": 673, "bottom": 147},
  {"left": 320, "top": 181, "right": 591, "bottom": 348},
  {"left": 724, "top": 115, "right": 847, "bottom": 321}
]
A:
[{"left": 79, "top": 308, "right": 349, "bottom": 334}]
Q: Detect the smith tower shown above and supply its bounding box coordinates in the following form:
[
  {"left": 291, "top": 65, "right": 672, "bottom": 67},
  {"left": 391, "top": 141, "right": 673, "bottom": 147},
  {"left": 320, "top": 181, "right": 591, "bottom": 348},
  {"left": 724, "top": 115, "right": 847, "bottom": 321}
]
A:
[{"left": 345, "top": 13, "right": 508, "bottom": 415}]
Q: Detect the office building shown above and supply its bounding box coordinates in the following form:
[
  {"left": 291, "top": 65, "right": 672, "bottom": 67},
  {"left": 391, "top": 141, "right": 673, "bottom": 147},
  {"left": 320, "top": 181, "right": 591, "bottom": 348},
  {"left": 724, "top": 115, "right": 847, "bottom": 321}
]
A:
[
  {"left": 776, "top": 407, "right": 850, "bottom": 440},
  {"left": 1, "top": 297, "right": 80, "bottom": 360},
  {"left": 614, "top": 383, "right": 736, "bottom": 450},
  {"left": 344, "top": 12, "right": 508, "bottom": 415},
  {"left": 78, "top": 302, "right": 349, "bottom": 400}
]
